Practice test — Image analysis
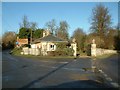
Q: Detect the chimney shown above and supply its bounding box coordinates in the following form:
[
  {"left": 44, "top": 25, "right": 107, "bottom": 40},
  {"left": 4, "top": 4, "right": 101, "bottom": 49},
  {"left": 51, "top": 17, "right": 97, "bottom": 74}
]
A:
[
  {"left": 43, "top": 31, "right": 46, "bottom": 37},
  {"left": 46, "top": 30, "right": 50, "bottom": 36},
  {"left": 43, "top": 30, "right": 50, "bottom": 37}
]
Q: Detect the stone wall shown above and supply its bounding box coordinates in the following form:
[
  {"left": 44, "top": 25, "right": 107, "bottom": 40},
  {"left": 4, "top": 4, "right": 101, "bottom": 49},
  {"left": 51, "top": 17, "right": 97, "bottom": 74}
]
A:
[
  {"left": 22, "top": 47, "right": 40, "bottom": 55},
  {"left": 96, "top": 48, "right": 117, "bottom": 56},
  {"left": 91, "top": 44, "right": 96, "bottom": 56},
  {"left": 90, "top": 39, "right": 117, "bottom": 56}
]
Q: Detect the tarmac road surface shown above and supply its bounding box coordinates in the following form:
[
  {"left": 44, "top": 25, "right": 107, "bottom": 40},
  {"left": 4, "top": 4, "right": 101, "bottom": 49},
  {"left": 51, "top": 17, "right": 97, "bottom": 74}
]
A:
[{"left": 2, "top": 50, "right": 113, "bottom": 88}]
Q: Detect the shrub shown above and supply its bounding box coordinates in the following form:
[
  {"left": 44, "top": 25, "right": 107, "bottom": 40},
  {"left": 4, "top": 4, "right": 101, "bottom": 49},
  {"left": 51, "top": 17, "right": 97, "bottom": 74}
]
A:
[
  {"left": 64, "top": 48, "right": 74, "bottom": 56},
  {"left": 47, "top": 47, "right": 74, "bottom": 56},
  {"left": 55, "top": 42, "right": 74, "bottom": 56},
  {"left": 11, "top": 47, "right": 22, "bottom": 55},
  {"left": 86, "top": 44, "right": 91, "bottom": 56}
]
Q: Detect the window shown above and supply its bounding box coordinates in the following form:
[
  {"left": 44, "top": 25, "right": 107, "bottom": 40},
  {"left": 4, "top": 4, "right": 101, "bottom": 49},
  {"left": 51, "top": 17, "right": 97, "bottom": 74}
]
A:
[
  {"left": 50, "top": 45, "right": 54, "bottom": 50},
  {"left": 50, "top": 45, "right": 52, "bottom": 48}
]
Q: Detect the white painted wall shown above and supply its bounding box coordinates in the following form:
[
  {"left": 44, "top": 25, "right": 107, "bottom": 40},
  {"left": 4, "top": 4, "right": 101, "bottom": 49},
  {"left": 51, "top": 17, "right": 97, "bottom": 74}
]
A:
[
  {"left": 96, "top": 48, "right": 117, "bottom": 56},
  {"left": 91, "top": 44, "right": 96, "bottom": 56},
  {"left": 31, "top": 44, "right": 37, "bottom": 48},
  {"left": 71, "top": 43, "right": 77, "bottom": 57}
]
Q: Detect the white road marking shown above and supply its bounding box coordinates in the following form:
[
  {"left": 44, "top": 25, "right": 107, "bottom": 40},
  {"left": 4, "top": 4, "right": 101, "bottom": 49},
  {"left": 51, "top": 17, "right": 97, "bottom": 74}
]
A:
[
  {"left": 39, "top": 60, "right": 68, "bottom": 64},
  {"left": 41, "top": 65, "right": 85, "bottom": 71},
  {"left": 111, "top": 82, "right": 119, "bottom": 88},
  {"left": 38, "top": 64, "right": 57, "bottom": 69},
  {"left": 63, "top": 67, "right": 83, "bottom": 71},
  {"left": 98, "top": 69, "right": 119, "bottom": 88},
  {"left": 99, "top": 70, "right": 104, "bottom": 73},
  {"left": 106, "top": 77, "right": 112, "bottom": 81},
  {"left": 103, "top": 73, "right": 108, "bottom": 77},
  {"left": 38, "top": 64, "right": 84, "bottom": 71},
  {"left": 60, "top": 62, "right": 68, "bottom": 64}
]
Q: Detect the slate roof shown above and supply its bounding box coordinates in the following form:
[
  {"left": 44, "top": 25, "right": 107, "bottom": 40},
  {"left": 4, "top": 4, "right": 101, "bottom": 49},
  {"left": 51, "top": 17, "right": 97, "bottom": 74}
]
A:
[{"left": 32, "top": 35, "right": 67, "bottom": 43}]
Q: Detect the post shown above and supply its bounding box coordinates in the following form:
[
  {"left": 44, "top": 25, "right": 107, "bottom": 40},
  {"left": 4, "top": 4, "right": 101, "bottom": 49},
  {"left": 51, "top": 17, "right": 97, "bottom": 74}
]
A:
[
  {"left": 71, "top": 38, "right": 77, "bottom": 58},
  {"left": 91, "top": 39, "right": 96, "bottom": 57},
  {"left": 91, "top": 39, "right": 96, "bottom": 72},
  {"left": 31, "top": 29, "right": 32, "bottom": 44}
]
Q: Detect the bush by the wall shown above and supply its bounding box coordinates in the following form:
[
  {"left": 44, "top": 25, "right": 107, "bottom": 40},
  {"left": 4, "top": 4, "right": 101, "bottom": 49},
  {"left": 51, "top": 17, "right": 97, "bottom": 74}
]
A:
[
  {"left": 47, "top": 51, "right": 66, "bottom": 56},
  {"left": 11, "top": 47, "right": 22, "bottom": 55},
  {"left": 47, "top": 47, "right": 74, "bottom": 56},
  {"left": 86, "top": 44, "right": 91, "bottom": 56},
  {"left": 64, "top": 48, "right": 74, "bottom": 56}
]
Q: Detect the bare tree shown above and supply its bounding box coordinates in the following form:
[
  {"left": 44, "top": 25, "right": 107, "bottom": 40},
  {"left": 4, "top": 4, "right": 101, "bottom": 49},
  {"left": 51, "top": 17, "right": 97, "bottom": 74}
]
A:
[
  {"left": 19, "top": 15, "right": 38, "bottom": 43},
  {"left": 72, "top": 28, "right": 86, "bottom": 52},
  {"left": 30, "top": 22, "right": 38, "bottom": 31},
  {"left": 90, "top": 4, "right": 112, "bottom": 39},
  {"left": 20, "top": 15, "right": 30, "bottom": 28},
  {"left": 45, "top": 19, "right": 57, "bottom": 35},
  {"left": 29, "top": 22, "right": 38, "bottom": 42},
  {"left": 57, "top": 21, "right": 69, "bottom": 40}
]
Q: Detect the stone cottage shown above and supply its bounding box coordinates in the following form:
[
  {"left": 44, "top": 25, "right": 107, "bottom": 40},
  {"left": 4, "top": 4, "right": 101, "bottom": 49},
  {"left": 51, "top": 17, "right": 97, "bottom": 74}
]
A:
[
  {"left": 31, "top": 30, "right": 68, "bottom": 55},
  {"left": 22, "top": 30, "right": 77, "bottom": 56}
]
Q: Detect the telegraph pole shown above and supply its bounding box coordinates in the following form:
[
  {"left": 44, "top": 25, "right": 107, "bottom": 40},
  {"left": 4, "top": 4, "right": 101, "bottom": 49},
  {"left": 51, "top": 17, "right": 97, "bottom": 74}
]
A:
[{"left": 31, "top": 29, "right": 32, "bottom": 44}]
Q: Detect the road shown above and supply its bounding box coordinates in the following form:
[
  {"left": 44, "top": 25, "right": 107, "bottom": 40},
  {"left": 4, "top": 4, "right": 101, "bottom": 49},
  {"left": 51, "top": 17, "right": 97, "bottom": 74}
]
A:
[
  {"left": 95, "top": 54, "right": 119, "bottom": 86},
  {"left": 2, "top": 50, "right": 114, "bottom": 88},
  {"left": 0, "top": 51, "right": 2, "bottom": 89}
]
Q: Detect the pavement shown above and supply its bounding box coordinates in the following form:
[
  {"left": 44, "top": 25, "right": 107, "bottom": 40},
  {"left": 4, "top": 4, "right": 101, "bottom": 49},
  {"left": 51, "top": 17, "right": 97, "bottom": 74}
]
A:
[{"left": 2, "top": 50, "right": 116, "bottom": 88}]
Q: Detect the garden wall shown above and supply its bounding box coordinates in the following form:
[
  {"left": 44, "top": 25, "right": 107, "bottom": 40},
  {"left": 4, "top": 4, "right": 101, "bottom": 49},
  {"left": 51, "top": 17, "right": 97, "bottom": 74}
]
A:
[
  {"left": 22, "top": 47, "right": 40, "bottom": 55},
  {"left": 96, "top": 48, "right": 117, "bottom": 56}
]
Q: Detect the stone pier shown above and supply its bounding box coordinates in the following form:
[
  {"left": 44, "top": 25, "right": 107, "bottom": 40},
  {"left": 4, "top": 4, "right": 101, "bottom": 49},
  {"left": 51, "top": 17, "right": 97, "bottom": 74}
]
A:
[{"left": 91, "top": 39, "right": 96, "bottom": 57}]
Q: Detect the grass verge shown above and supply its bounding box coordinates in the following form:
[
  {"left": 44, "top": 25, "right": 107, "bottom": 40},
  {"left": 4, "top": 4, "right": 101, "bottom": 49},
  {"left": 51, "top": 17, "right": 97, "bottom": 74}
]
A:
[
  {"left": 20, "top": 55, "right": 74, "bottom": 59},
  {"left": 11, "top": 48, "right": 75, "bottom": 59},
  {"left": 11, "top": 48, "right": 22, "bottom": 55},
  {"left": 91, "top": 53, "right": 118, "bottom": 60}
]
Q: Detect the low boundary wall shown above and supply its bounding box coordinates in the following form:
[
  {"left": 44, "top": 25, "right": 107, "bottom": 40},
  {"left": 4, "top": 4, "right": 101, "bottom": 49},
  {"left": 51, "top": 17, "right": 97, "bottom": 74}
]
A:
[
  {"left": 96, "top": 48, "right": 117, "bottom": 56},
  {"left": 22, "top": 47, "right": 40, "bottom": 55}
]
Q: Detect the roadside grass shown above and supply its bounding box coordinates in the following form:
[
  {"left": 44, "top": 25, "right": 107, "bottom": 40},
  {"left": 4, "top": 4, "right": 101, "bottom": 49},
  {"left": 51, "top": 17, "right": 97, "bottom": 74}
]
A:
[
  {"left": 11, "top": 47, "right": 118, "bottom": 60},
  {"left": 11, "top": 48, "right": 22, "bottom": 56},
  {"left": 20, "top": 55, "right": 75, "bottom": 59},
  {"left": 19, "top": 55, "right": 75, "bottom": 61},
  {"left": 11, "top": 48, "right": 75, "bottom": 60},
  {"left": 91, "top": 53, "right": 118, "bottom": 60}
]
